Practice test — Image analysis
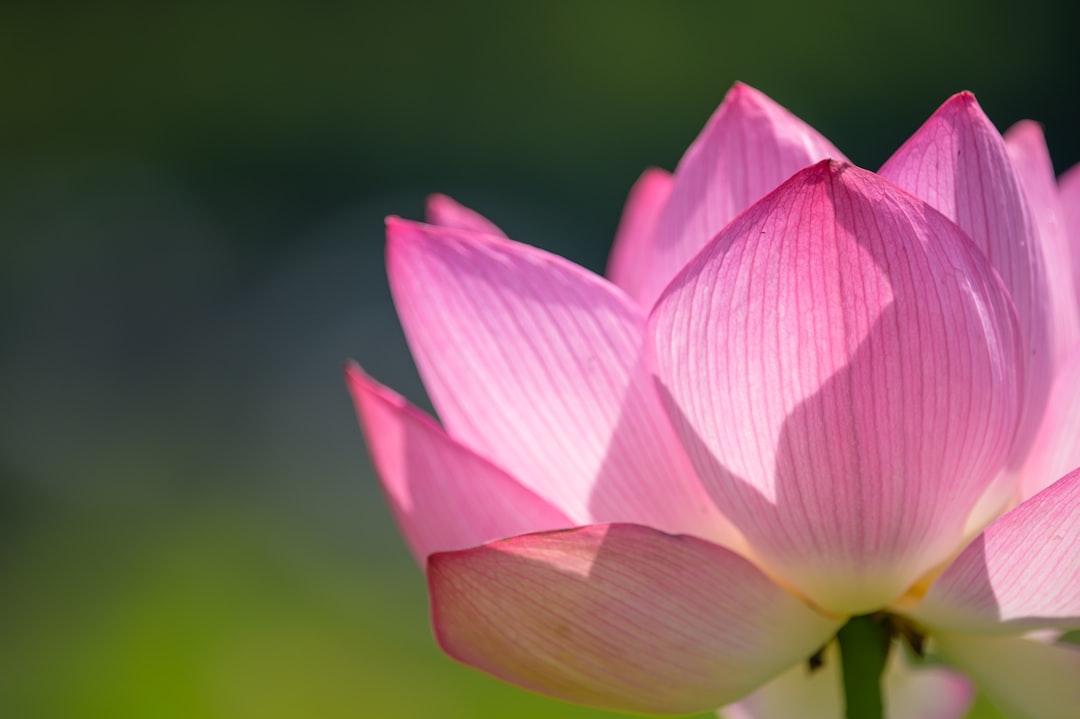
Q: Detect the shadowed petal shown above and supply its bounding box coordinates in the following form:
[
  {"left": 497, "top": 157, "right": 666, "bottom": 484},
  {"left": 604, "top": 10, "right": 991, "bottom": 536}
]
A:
[
  {"left": 386, "top": 218, "right": 739, "bottom": 546},
  {"left": 1005, "top": 120, "right": 1080, "bottom": 368},
  {"left": 935, "top": 634, "right": 1080, "bottom": 719},
  {"left": 914, "top": 468, "right": 1080, "bottom": 634},
  {"left": 430, "top": 523, "right": 840, "bottom": 715},
  {"left": 880, "top": 93, "right": 1051, "bottom": 472},
  {"left": 425, "top": 193, "right": 507, "bottom": 236},
  {"left": 719, "top": 643, "right": 973, "bottom": 719},
  {"left": 637, "top": 82, "right": 847, "bottom": 305},
  {"left": 650, "top": 161, "right": 1022, "bottom": 614},
  {"left": 605, "top": 167, "right": 674, "bottom": 304},
  {"left": 345, "top": 363, "right": 571, "bottom": 562}
]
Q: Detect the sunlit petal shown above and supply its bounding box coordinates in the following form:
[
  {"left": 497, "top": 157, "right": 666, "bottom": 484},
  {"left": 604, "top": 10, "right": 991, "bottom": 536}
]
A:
[
  {"left": 881, "top": 93, "right": 1051, "bottom": 471},
  {"left": 387, "top": 218, "right": 738, "bottom": 545},
  {"left": 425, "top": 193, "right": 507, "bottom": 236},
  {"left": 431, "top": 523, "right": 839, "bottom": 715},
  {"left": 346, "top": 363, "right": 570, "bottom": 562},
  {"left": 637, "top": 82, "right": 846, "bottom": 305},
  {"left": 605, "top": 167, "right": 674, "bottom": 304},
  {"left": 915, "top": 468, "right": 1080, "bottom": 634},
  {"left": 651, "top": 161, "right": 1022, "bottom": 613}
]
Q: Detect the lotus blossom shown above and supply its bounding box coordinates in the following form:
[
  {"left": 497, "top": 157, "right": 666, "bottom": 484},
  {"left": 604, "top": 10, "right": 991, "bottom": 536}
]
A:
[{"left": 348, "top": 84, "right": 1080, "bottom": 718}]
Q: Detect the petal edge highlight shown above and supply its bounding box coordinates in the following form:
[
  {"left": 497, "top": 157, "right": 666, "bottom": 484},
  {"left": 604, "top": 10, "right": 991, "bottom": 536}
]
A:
[
  {"left": 650, "top": 161, "right": 1022, "bottom": 614},
  {"left": 387, "top": 217, "right": 738, "bottom": 545},
  {"left": 605, "top": 167, "right": 674, "bottom": 304},
  {"left": 639, "top": 83, "right": 848, "bottom": 305},
  {"left": 346, "top": 362, "right": 570, "bottom": 563},
  {"left": 430, "top": 523, "right": 840, "bottom": 715},
  {"left": 425, "top": 193, "right": 507, "bottom": 236},
  {"left": 914, "top": 468, "right": 1080, "bottom": 634}
]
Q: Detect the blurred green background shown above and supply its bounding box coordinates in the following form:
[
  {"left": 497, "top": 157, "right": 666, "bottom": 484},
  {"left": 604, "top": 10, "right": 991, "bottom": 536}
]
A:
[{"left": 2, "top": 1, "right": 1077, "bottom": 717}]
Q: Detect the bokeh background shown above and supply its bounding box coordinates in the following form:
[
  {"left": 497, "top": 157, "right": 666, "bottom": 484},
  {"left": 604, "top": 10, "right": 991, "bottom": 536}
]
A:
[{"left": 3, "top": 1, "right": 1078, "bottom": 717}]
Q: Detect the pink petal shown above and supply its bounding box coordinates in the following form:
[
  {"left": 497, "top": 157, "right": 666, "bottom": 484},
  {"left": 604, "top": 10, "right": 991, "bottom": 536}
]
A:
[
  {"left": 429, "top": 523, "right": 840, "bottom": 715},
  {"left": 605, "top": 167, "right": 674, "bottom": 304},
  {"left": 913, "top": 468, "right": 1080, "bottom": 634},
  {"left": 935, "top": 633, "right": 1080, "bottom": 719},
  {"left": 650, "top": 161, "right": 1023, "bottom": 615},
  {"left": 424, "top": 193, "right": 507, "bottom": 236},
  {"left": 637, "top": 82, "right": 847, "bottom": 306},
  {"left": 880, "top": 93, "right": 1052, "bottom": 470},
  {"left": 1062, "top": 163, "right": 1080, "bottom": 307},
  {"left": 1005, "top": 120, "right": 1080, "bottom": 368},
  {"left": 386, "top": 218, "right": 740, "bottom": 546},
  {"left": 345, "top": 363, "right": 571, "bottom": 563},
  {"left": 719, "top": 643, "right": 974, "bottom": 719},
  {"left": 1019, "top": 347, "right": 1080, "bottom": 499}
]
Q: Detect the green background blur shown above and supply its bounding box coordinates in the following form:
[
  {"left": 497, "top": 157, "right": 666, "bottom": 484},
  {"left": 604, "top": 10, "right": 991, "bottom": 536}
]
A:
[{"left": 3, "top": 1, "right": 1077, "bottom": 717}]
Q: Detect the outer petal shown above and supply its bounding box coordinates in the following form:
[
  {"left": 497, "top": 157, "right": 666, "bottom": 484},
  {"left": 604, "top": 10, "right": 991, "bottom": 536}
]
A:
[
  {"left": 1005, "top": 120, "right": 1080, "bottom": 368},
  {"left": 605, "top": 167, "right": 674, "bottom": 304},
  {"left": 1062, "top": 163, "right": 1080, "bottom": 307},
  {"left": 345, "top": 363, "right": 571, "bottom": 562},
  {"left": 650, "top": 161, "right": 1022, "bottom": 614},
  {"left": 424, "top": 193, "right": 507, "bottom": 236},
  {"left": 914, "top": 468, "right": 1080, "bottom": 634},
  {"left": 429, "top": 523, "right": 840, "bottom": 715},
  {"left": 386, "top": 218, "right": 739, "bottom": 546},
  {"left": 719, "top": 643, "right": 974, "bottom": 719},
  {"left": 880, "top": 93, "right": 1051, "bottom": 471},
  {"left": 1018, "top": 347, "right": 1080, "bottom": 499},
  {"left": 935, "top": 633, "right": 1080, "bottom": 719},
  {"left": 637, "top": 82, "right": 847, "bottom": 305}
]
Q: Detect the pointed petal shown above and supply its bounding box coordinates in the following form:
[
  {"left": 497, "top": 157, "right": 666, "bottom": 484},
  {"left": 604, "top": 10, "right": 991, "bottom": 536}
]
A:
[
  {"left": 880, "top": 93, "right": 1052, "bottom": 469},
  {"left": 1005, "top": 121, "right": 1080, "bottom": 368},
  {"left": 914, "top": 468, "right": 1080, "bottom": 634},
  {"left": 637, "top": 82, "right": 847, "bottom": 305},
  {"left": 386, "top": 218, "right": 738, "bottom": 545},
  {"left": 719, "top": 643, "right": 974, "bottom": 719},
  {"left": 424, "top": 193, "right": 507, "bottom": 236},
  {"left": 429, "top": 523, "right": 840, "bottom": 715},
  {"left": 935, "top": 633, "right": 1080, "bottom": 719},
  {"left": 605, "top": 167, "right": 674, "bottom": 304},
  {"left": 1019, "top": 347, "right": 1080, "bottom": 499},
  {"left": 345, "top": 363, "right": 571, "bottom": 563},
  {"left": 650, "top": 161, "right": 1022, "bottom": 614},
  {"left": 1062, "top": 163, "right": 1080, "bottom": 306}
]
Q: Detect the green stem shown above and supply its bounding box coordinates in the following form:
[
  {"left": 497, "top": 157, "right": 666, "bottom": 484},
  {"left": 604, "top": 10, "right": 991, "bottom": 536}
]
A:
[{"left": 836, "top": 614, "right": 890, "bottom": 719}]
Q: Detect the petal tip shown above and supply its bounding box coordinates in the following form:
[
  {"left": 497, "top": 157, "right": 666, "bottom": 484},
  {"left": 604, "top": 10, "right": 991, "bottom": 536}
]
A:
[
  {"left": 941, "top": 91, "right": 985, "bottom": 119},
  {"left": 722, "top": 81, "right": 776, "bottom": 113}
]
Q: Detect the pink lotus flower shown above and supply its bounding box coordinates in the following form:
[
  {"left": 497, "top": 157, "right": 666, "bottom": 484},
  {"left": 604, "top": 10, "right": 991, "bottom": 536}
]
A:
[{"left": 347, "top": 84, "right": 1080, "bottom": 718}]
